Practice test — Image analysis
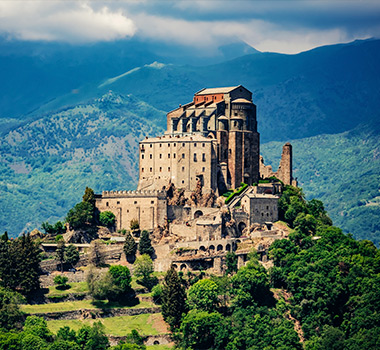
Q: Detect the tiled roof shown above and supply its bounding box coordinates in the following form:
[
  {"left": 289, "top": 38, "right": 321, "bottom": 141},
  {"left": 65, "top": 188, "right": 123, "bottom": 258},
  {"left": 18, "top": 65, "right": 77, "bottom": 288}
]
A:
[{"left": 195, "top": 85, "right": 241, "bottom": 95}]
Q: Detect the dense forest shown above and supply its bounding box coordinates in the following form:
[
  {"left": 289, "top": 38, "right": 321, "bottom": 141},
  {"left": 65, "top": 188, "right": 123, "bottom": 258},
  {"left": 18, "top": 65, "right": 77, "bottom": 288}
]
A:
[{"left": 0, "top": 186, "right": 379, "bottom": 349}]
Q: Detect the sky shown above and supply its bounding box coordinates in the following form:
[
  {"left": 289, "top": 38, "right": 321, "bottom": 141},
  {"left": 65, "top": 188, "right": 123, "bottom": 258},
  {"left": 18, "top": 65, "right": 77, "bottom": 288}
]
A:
[{"left": 0, "top": 0, "right": 379, "bottom": 54}]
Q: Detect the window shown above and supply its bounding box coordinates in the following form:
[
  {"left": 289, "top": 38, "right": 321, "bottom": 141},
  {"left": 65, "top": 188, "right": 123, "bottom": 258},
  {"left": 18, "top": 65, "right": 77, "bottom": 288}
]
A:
[
  {"left": 159, "top": 144, "right": 162, "bottom": 147},
  {"left": 150, "top": 144, "right": 152, "bottom": 148},
  {"left": 159, "top": 167, "right": 162, "bottom": 172},
  {"left": 168, "top": 154, "right": 170, "bottom": 158},
  {"left": 168, "top": 143, "right": 170, "bottom": 147},
  {"left": 174, "top": 154, "right": 176, "bottom": 159},
  {"left": 106, "top": 202, "right": 109, "bottom": 207},
  {"left": 202, "top": 143, "right": 205, "bottom": 147},
  {"left": 202, "top": 153, "right": 206, "bottom": 161},
  {"left": 141, "top": 154, "right": 144, "bottom": 159},
  {"left": 134, "top": 201, "right": 137, "bottom": 204},
  {"left": 194, "top": 143, "right": 197, "bottom": 147},
  {"left": 151, "top": 201, "right": 154, "bottom": 204},
  {"left": 174, "top": 143, "right": 176, "bottom": 147},
  {"left": 202, "top": 167, "right": 205, "bottom": 172},
  {"left": 234, "top": 112, "right": 238, "bottom": 116},
  {"left": 182, "top": 143, "right": 185, "bottom": 147},
  {"left": 159, "top": 154, "right": 162, "bottom": 159},
  {"left": 182, "top": 167, "right": 185, "bottom": 172},
  {"left": 150, "top": 167, "right": 152, "bottom": 172},
  {"left": 142, "top": 168, "right": 144, "bottom": 172},
  {"left": 193, "top": 153, "right": 197, "bottom": 162},
  {"left": 182, "top": 180, "right": 185, "bottom": 184},
  {"left": 117, "top": 201, "right": 120, "bottom": 205},
  {"left": 150, "top": 154, "right": 152, "bottom": 159},
  {"left": 182, "top": 153, "right": 185, "bottom": 159},
  {"left": 168, "top": 167, "right": 171, "bottom": 171}
]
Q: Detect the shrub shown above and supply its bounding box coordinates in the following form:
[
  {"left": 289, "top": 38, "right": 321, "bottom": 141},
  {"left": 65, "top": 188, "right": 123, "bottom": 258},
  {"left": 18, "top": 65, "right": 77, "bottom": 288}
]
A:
[{"left": 99, "top": 211, "right": 115, "bottom": 228}]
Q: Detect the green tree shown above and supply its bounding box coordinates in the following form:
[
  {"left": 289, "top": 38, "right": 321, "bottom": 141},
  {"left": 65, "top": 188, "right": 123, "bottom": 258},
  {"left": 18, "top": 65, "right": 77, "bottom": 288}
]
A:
[
  {"left": 133, "top": 254, "right": 156, "bottom": 290},
  {"left": 48, "top": 339, "right": 80, "bottom": 350},
  {"left": 180, "top": 310, "right": 229, "bottom": 350},
  {"left": 56, "top": 326, "right": 77, "bottom": 343},
  {"left": 294, "top": 212, "right": 317, "bottom": 235},
  {"left": 89, "top": 240, "right": 105, "bottom": 267},
  {"left": 161, "top": 265, "right": 187, "bottom": 331},
  {"left": 108, "top": 265, "right": 132, "bottom": 300},
  {"left": 55, "top": 239, "right": 66, "bottom": 272},
  {"left": 123, "top": 232, "right": 137, "bottom": 262},
  {"left": 83, "top": 322, "right": 109, "bottom": 350},
  {"left": 66, "top": 202, "right": 95, "bottom": 230},
  {"left": 130, "top": 219, "right": 139, "bottom": 231},
  {"left": 86, "top": 268, "right": 117, "bottom": 301},
  {"left": 82, "top": 187, "right": 95, "bottom": 207},
  {"left": 187, "top": 279, "right": 219, "bottom": 312},
  {"left": 0, "top": 234, "right": 41, "bottom": 295},
  {"left": 65, "top": 244, "right": 80, "bottom": 268},
  {"left": 0, "top": 287, "right": 25, "bottom": 330},
  {"left": 53, "top": 275, "right": 69, "bottom": 290},
  {"left": 23, "top": 316, "right": 53, "bottom": 342},
  {"left": 99, "top": 211, "right": 115, "bottom": 228},
  {"left": 225, "top": 251, "right": 238, "bottom": 275},
  {"left": 138, "top": 231, "right": 154, "bottom": 257}
]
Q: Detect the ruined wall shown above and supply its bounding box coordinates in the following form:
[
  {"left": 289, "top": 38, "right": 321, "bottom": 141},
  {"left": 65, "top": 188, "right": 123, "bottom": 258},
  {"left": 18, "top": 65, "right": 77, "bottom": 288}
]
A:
[
  {"left": 259, "top": 143, "right": 294, "bottom": 186},
  {"left": 241, "top": 194, "right": 279, "bottom": 225}
]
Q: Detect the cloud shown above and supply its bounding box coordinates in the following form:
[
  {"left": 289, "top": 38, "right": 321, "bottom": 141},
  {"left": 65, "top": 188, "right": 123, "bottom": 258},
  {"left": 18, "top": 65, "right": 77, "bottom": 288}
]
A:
[{"left": 0, "top": 1, "right": 136, "bottom": 42}]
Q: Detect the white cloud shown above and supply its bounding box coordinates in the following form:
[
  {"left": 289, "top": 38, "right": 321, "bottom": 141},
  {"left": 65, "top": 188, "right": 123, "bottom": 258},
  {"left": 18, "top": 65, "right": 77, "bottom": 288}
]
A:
[{"left": 0, "top": 1, "right": 136, "bottom": 42}]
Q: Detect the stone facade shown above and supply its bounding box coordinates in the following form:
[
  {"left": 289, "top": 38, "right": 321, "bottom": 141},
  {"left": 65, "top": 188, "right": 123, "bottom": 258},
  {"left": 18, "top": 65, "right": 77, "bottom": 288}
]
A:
[
  {"left": 140, "top": 85, "right": 260, "bottom": 193},
  {"left": 93, "top": 85, "right": 296, "bottom": 272},
  {"left": 95, "top": 190, "right": 167, "bottom": 231}
]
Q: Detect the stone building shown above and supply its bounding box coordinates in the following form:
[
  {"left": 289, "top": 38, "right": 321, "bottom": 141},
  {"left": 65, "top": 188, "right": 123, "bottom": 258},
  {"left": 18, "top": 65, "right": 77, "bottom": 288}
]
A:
[
  {"left": 94, "top": 85, "right": 297, "bottom": 272},
  {"left": 138, "top": 85, "right": 260, "bottom": 193}
]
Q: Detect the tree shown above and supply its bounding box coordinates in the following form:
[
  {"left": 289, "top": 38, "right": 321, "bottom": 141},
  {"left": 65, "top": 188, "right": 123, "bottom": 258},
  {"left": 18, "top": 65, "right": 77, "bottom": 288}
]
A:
[
  {"left": 161, "top": 265, "right": 187, "bottom": 331},
  {"left": 42, "top": 221, "right": 65, "bottom": 235},
  {"left": 65, "top": 244, "right": 80, "bottom": 268},
  {"left": 130, "top": 219, "right": 139, "bottom": 231},
  {"left": 23, "top": 316, "right": 53, "bottom": 342},
  {"left": 0, "top": 287, "right": 25, "bottom": 330},
  {"left": 187, "top": 279, "right": 219, "bottom": 312},
  {"left": 55, "top": 239, "right": 66, "bottom": 272},
  {"left": 180, "top": 310, "right": 229, "bottom": 350},
  {"left": 99, "top": 211, "right": 115, "bottom": 228},
  {"left": 89, "top": 240, "right": 105, "bottom": 267},
  {"left": 225, "top": 251, "right": 238, "bottom": 275},
  {"left": 83, "top": 321, "right": 109, "bottom": 350},
  {"left": 66, "top": 202, "right": 95, "bottom": 230},
  {"left": 124, "top": 232, "right": 137, "bottom": 262},
  {"left": 86, "top": 268, "right": 117, "bottom": 301},
  {"left": 0, "top": 234, "right": 41, "bottom": 295},
  {"left": 138, "top": 231, "right": 154, "bottom": 257},
  {"left": 54, "top": 275, "right": 69, "bottom": 290},
  {"left": 82, "top": 187, "right": 95, "bottom": 207},
  {"left": 294, "top": 213, "right": 317, "bottom": 235},
  {"left": 108, "top": 265, "right": 132, "bottom": 300},
  {"left": 134, "top": 254, "right": 156, "bottom": 290}
]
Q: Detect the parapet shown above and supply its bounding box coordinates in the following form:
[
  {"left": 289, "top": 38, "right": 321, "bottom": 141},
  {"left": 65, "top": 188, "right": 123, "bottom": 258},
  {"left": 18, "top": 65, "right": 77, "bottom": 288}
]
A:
[{"left": 98, "top": 189, "right": 167, "bottom": 199}]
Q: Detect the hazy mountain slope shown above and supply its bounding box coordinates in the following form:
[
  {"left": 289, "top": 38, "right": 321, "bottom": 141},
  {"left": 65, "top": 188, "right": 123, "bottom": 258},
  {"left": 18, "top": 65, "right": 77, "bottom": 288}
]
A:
[
  {"left": 0, "top": 92, "right": 164, "bottom": 235},
  {"left": 261, "top": 121, "right": 380, "bottom": 245}
]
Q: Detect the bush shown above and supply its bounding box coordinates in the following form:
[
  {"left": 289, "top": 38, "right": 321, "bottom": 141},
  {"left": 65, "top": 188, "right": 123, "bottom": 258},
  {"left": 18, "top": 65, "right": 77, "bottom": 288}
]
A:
[
  {"left": 151, "top": 284, "right": 163, "bottom": 304},
  {"left": 99, "top": 211, "right": 115, "bottom": 228},
  {"left": 54, "top": 275, "right": 69, "bottom": 290}
]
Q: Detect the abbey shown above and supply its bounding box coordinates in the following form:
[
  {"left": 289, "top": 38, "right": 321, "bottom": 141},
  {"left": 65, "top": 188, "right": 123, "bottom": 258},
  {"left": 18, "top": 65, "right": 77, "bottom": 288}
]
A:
[
  {"left": 138, "top": 85, "right": 260, "bottom": 193},
  {"left": 95, "top": 86, "right": 296, "bottom": 271}
]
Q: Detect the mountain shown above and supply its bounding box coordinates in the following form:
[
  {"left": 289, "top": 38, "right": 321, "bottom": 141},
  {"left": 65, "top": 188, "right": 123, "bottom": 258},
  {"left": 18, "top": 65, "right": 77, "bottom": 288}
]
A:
[
  {"left": 0, "top": 92, "right": 165, "bottom": 235},
  {"left": 4, "top": 38, "right": 378, "bottom": 143},
  {"left": 261, "top": 120, "right": 380, "bottom": 245}
]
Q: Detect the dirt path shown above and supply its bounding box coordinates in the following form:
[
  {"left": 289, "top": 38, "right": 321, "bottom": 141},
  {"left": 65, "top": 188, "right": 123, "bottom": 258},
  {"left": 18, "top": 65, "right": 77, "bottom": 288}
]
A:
[{"left": 272, "top": 289, "right": 305, "bottom": 344}]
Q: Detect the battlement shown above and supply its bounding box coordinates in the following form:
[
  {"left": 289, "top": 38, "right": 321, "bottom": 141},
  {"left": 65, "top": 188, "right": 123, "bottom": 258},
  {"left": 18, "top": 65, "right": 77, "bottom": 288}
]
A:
[{"left": 98, "top": 189, "right": 167, "bottom": 199}]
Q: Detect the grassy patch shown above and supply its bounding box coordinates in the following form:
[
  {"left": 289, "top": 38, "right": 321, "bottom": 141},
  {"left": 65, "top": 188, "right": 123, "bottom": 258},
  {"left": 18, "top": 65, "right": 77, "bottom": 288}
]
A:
[
  {"left": 47, "top": 281, "right": 88, "bottom": 296},
  {"left": 146, "top": 345, "right": 173, "bottom": 350},
  {"left": 21, "top": 299, "right": 155, "bottom": 314},
  {"left": 47, "top": 313, "right": 165, "bottom": 336}
]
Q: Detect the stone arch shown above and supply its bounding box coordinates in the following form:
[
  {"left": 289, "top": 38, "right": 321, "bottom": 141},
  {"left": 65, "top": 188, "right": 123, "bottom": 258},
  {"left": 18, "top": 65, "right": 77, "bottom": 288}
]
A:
[
  {"left": 238, "top": 222, "right": 246, "bottom": 235},
  {"left": 226, "top": 244, "right": 231, "bottom": 252},
  {"left": 217, "top": 244, "right": 223, "bottom": 251},
  {"left": 153, "top": 341, "right": 160, "bottom": 345},
  {"left": 194, "top": 210, "right": 204, "bottom": 219},
  {"left": 180, "top": 264, "right": 187, "bottom": 271},
  {"left": 172, "top": 264, "right": 178, "bottom": 270},
  {"left": 207, "top": 133, "right": 215, "bottom": 139},
  {"left": 209, "top": 245, "right": 215, "bottom": 252},
  {"left": 199, "top": 246, "right": 206, "bottom": 252}
]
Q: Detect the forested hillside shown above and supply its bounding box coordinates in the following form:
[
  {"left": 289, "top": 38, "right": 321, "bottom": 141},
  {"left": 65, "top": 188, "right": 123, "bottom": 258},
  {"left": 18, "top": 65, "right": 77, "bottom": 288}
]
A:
[
  {"left": 261, "top": 121, "right": 380, "bottom": 245},
  {"left": 0, "top": 92, "right": 164, "bottom": 235}
]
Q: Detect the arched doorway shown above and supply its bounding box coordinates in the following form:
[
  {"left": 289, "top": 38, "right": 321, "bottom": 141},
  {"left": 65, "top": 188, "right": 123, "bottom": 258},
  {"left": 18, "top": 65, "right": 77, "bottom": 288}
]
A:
[{"left": 194, "top": 210, "right": 204, "bottom": 219}]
